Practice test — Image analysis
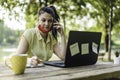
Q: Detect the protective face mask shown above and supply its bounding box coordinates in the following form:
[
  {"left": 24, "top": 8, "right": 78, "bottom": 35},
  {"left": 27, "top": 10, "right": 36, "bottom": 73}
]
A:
[{"left": 38, "top": 25, "right": 51, "bottom": 33}]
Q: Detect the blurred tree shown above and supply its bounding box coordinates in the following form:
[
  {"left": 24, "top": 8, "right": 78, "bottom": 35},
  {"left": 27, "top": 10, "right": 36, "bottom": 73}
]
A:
[
  {"left": 0, "top": 20, "right": 4, "bottom": 43},
  {"left": 25, "top": 0, "right": 40, "bottom": 28},
  {"left": 86, "top": 0, "right": 120, "bottom": 61},
  {"left": 0, "top": 20, "right": 18, "bottom": 46},
  {"left": 0, "top": 0, "right": 89, "bottom": 35},
  {"left": 1, "top": 0, "right": 120, "bottom": 61}
]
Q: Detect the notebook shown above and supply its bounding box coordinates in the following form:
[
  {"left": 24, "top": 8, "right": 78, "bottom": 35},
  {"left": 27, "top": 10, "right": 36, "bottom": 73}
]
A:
[{"left": 44, "top": 30, "right": 102, "bottom": 68}]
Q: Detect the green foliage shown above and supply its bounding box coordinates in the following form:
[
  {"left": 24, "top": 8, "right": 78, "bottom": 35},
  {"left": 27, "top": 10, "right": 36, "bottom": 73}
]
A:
[
  {"left": 0, "top": 0, "right": 120, "bottom": 61},
  {"left": 0, "top": 20, "right": 18, "bottom": 46},
  {"left": 0, "top": 20, "right": 4, "bottom": 43},
  {"left": 0, "top": 0, "right": 120, "bottom": 45},
  {"left": 25, "top": 1, "right": 40, "bottom": 28}
]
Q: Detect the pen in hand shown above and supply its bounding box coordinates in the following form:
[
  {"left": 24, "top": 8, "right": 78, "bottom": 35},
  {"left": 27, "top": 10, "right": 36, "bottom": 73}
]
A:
[{"left": 27, "top": 56, "right": 44, "bottom": 68}]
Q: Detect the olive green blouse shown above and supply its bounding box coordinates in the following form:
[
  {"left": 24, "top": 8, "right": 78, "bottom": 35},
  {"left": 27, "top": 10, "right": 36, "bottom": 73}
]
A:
[{"left": 22, "top": 28, "right": 57, "bottom": 61}]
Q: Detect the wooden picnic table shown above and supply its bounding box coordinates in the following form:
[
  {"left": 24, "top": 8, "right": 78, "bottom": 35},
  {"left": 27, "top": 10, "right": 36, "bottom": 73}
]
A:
[{"left": 0, "top": 61, "right": 120, "bottom": 80}]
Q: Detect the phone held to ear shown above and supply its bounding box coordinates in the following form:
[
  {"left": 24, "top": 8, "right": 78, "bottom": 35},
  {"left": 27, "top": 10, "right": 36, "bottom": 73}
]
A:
[{"left": 52, "top": 26, "right": 57, "bottom": 34}]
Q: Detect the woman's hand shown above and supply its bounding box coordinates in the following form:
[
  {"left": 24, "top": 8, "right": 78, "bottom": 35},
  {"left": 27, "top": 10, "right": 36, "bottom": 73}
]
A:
[
  {"left": 29, "top": 56, "right": 42, "bottom": 67},
  {"left": 53, "top": 22, "right": 64, "bottom": 35}
]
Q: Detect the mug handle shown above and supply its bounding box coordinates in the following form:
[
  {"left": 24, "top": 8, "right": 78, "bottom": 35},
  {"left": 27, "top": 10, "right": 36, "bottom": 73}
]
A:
[{"left": 4, "top": 58, "right": 13, "bottom": 70}]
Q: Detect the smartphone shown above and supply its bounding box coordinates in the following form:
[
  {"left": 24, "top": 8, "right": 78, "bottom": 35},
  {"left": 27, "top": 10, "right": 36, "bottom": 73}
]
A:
[{"left": 52, "top": 19, "right": 57, "bottom": 40}]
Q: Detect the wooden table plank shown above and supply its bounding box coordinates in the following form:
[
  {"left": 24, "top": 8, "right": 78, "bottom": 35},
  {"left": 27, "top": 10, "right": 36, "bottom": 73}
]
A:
[{"left": 1, "top": 62, "right": 120, "bottom": 80}]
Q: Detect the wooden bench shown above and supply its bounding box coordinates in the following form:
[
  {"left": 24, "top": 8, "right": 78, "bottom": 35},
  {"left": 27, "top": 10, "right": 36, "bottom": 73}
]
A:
[{"left": 1, "top": 62, "right": 120, "bottom": 80}]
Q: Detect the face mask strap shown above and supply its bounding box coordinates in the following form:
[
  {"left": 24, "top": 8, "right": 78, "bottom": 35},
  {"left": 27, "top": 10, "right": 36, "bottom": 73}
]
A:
[{"left": 38, "top": 25, "right": 51, "bottom": 33}]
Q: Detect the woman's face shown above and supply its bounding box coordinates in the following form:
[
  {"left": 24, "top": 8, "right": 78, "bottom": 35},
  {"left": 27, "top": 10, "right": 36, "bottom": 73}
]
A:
[{"left": 38, "top": 12, "right": 53, "bottom": 32}]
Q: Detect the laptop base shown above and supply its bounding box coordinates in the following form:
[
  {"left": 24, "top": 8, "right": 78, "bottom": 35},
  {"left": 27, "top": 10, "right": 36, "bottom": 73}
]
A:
[{"left": 44, "top": 60, "right": 65, "bottom": 68}]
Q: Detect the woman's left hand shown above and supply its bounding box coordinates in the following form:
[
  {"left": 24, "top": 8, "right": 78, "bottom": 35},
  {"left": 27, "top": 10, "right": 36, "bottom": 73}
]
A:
[{"left": 53, "top": 22, "right": 64, "bottom": 35}]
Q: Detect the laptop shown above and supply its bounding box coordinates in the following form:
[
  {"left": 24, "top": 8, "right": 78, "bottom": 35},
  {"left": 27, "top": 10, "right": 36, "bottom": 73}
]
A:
[{"left": 44, "top": 30, "right": 102, "bottom": 68}]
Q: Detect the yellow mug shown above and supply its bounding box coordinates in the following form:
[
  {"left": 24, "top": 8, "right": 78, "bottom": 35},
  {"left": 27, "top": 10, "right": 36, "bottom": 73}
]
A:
[{"left": 5, "top": 54, "right": 27, "bottom": 75}]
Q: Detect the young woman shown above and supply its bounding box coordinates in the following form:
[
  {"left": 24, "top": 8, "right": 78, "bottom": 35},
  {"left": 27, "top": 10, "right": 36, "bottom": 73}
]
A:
[{"left": 16, "top": 6, "right": 66, "bottom": 66}]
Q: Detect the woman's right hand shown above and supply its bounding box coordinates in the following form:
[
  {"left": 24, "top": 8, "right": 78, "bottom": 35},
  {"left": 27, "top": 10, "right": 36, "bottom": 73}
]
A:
[{"left": 29, "top": 56, "right": 42, "bottom": 67}]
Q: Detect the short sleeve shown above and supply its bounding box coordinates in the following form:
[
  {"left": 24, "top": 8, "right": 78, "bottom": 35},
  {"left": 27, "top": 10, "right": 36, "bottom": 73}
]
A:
[
  {"left": 22, "top": 29, "right": 35, "bottom": 57},
  {"left": 22, "top": 29, "right": 33, "bottom": 45}
]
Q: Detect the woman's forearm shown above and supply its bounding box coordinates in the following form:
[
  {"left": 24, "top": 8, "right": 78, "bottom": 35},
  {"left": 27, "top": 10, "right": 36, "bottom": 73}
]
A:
[{"left": 60, "top": 32, "right": 66, "bottom": 60}]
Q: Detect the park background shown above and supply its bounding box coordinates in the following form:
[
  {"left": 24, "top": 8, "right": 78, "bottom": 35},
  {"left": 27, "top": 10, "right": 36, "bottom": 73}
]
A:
[{"left": 0, "top": 0, "right": 120, "bottom": 62}]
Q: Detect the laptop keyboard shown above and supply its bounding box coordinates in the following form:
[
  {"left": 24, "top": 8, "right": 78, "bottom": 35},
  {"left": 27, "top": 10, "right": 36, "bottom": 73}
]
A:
[
  {"left": 51, "top": 60, "right": 64, "bottom": 64},
  {"left": 55, "top": 61, "right": 64, "bottom": 64},
  {"left": 44, "top": 60, "right": 65, "bottom": 67}
]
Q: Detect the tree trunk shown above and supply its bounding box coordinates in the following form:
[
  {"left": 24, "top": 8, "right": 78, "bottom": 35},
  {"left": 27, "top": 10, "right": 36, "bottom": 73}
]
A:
[
  {"left": 108, "top": 0, "right": 113, "bottom": 61},
  {"left": 105, "top": 25, "right": 109, "bottom": 53},
  {"left": 103, "top": 0, "right": 113, "bottom": 61},
  {"left": 103, "top": 23, "right": 110, "bottom": 61}
]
